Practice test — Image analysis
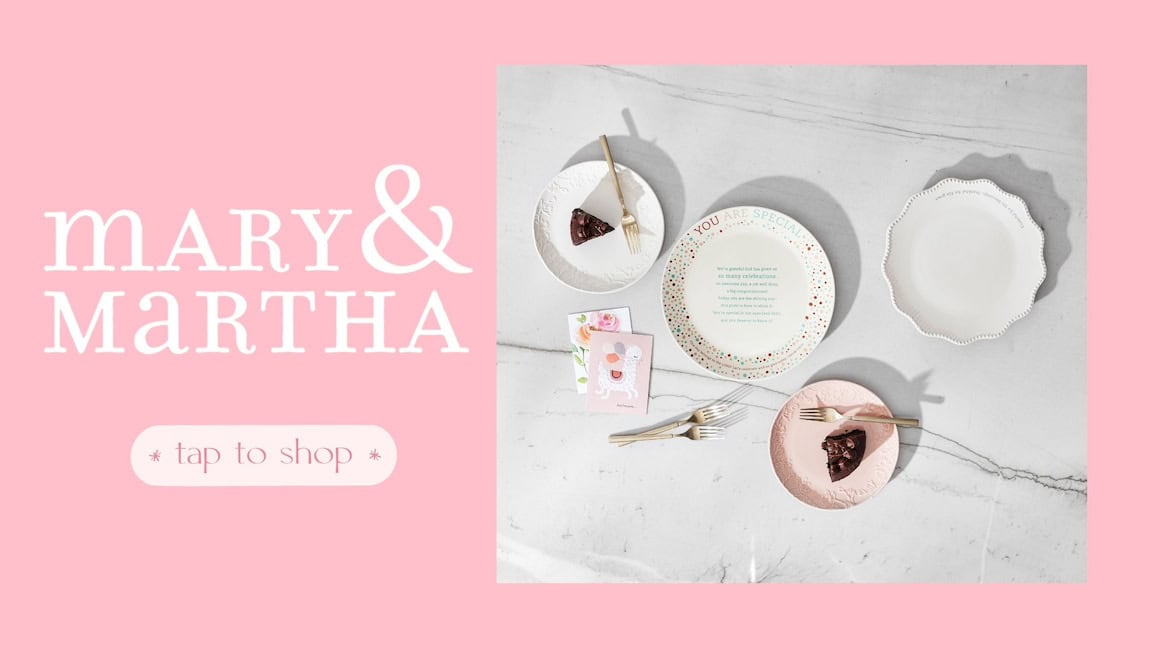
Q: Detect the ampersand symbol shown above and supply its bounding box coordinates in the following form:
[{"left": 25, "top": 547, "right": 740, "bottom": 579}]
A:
[{"left": 361, "top": 164, "right": 472, "bottom": 274}]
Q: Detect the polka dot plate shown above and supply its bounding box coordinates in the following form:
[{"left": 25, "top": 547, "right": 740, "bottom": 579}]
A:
[{"left": 661, "top": 206, "right": 834, "bottom": 380}]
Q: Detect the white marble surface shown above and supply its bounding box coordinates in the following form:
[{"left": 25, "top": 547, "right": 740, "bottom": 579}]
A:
[{"left": 496, "top": 66, "right": 1086, "bottom": 583}]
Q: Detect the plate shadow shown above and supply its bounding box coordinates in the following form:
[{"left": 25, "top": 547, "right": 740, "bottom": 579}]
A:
[{"left": 925, "top": 153, "right": 1072, "bottom": 302}]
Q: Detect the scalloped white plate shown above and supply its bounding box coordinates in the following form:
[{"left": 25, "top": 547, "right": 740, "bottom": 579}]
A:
[
  {"left": 883, "top": 178, "right": 1046, "bottom": 345},
  {"left": 532, "top": 161, "right": 664, "bottom": 293}
]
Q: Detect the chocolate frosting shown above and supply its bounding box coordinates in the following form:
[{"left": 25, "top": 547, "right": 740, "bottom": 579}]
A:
[
  {"left": 821, "top": 429, "right": 867, "bottom": 482},
  {"left": 570, "top": 208, "right": 615, "bottom": 246}
]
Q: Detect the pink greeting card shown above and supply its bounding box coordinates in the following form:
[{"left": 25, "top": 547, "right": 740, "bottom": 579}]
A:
[
  {"left": 585, "top": 331, "right": 652, "bottom": 414},
  {"left": 568, "top": 307, "right": 632, "bottom": 392}
]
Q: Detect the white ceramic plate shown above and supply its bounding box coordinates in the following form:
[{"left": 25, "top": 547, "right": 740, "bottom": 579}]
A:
[
  {"left": 662, "top": 206, "right": 834, "bottom": 380},
  {"left": 770, "top": 380, "right": 899, "bottom": 510},
  {"left": 883, "top": 178, "right": 1046, "bottom": 344},
  {"left": 532, "top": 161, "right": 664, "bottom": 293}
]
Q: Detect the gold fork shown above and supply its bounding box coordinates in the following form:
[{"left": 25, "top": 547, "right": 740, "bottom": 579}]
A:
[
  {"left": 610, "top": 424, "right": 725, "bottom": 445},
  {"left": 608, "top": 402, "right": 729, "bottom": 446},
  {"left": 599, "top": 134, "right": 640, "bottom": 255},
  {"left": 798, "top": 407, "right": 919, "bottom": 427}
]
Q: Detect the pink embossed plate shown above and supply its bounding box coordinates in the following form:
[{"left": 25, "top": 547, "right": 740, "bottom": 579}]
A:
[{"left": 770, "top": 380, "right": 899, "bottom": 509}]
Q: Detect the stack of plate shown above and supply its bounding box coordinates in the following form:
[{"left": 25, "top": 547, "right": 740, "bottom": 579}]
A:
[{"left": 661, "top": 206, "right": 834, "bottom": 380}]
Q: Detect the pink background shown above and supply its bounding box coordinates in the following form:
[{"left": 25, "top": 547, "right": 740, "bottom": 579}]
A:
[{"left": 0, "top": 1, "right": 1135, "bottom": 645}]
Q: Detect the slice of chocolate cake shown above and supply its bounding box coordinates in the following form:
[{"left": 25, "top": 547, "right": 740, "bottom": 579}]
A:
[
  {"left": 821, "top": 429, "right": 866, "bottom": 482},
  {"left": 570, "top": 208, "right": 615, "bottom": 246}
]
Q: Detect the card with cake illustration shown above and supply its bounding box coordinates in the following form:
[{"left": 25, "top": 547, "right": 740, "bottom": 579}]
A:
[
  {"left": 568, "top": 308, "right": 632, "bottom": 393},
  {"left": 585, "top": 331, "right": 652, "bottom": 414}
]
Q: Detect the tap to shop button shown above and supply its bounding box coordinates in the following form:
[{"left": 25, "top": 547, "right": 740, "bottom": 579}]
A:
[{"left": 131, "top": 425, "right": 397, "bottom": 486}]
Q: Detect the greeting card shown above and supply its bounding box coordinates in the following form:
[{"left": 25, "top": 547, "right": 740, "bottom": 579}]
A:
[
  {"left": 585, "top": 331, "right": 652, "bottom": 414},
  {"left": 567, "top": 308, "right": 631, "bottom": 392}
]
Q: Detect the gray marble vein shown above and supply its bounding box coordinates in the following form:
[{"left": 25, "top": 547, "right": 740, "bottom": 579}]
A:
[{"left": 497, "top": 65, "right": 1086, "bottom": 583}]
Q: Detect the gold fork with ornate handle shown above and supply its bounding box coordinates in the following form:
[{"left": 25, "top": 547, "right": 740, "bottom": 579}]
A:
[
  {"left": 610, "top": 425, "right": 725, "bottom": 444},
  {"left": 599, "top": 134, "right": 640, "bottom": 254},
  {"left": 798, "top": 407, "right": 919, "bottom": 427},
  {"left": 608, "top": 403, "right": 729, "bottom": 446}
]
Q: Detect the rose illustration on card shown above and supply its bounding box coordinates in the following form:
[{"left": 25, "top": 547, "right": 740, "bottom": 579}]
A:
[
  {"left": 567, "top": 308, "right": 632, "bottom": 392},
  {"left": 586, "top": 331, "right": 652, "bottom": 414}
]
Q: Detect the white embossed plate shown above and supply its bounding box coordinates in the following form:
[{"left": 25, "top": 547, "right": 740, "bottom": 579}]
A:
[
  {"left": 883, "top": 178, "right": 1046, "bottom": 344},
  {"left": 770, "top": 380, "right": 899, "bottom": 509},
  {"left": 662, "top": 206, "right": 834, "bottom": 380},
  {"left": 532, "top": 161, "right": 664, "bottom": 293}
]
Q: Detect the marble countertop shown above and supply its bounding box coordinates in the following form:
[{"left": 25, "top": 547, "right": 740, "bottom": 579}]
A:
[{"left": 496, "top": 66, "right": 1086, "bottom": 583}]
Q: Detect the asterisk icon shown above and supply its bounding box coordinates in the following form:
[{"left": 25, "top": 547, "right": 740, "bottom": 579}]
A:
[
  {"left": 369, "top": 449, "right": 381, "bottom": 461},
  {"left": 149, "top": 450, "right": 161, "bottom": 462}
]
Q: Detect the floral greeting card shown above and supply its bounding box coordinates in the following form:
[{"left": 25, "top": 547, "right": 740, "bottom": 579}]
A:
[
  {"left": 568, "top": 308, "right": 631, "bottom": 393},
  {"left": 585, "top": 332, "right": 653, "bottom": 414}
]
